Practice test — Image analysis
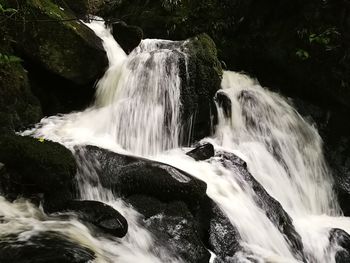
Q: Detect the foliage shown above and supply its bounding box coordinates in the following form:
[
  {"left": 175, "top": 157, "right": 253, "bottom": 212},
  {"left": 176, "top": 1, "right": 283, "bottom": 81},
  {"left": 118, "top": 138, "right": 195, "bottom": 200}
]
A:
[
  {"left": 0, "top": 53, "right": 21, "bottom": 64},
  {"left": 295, "top": 49, "right": 310, "bottom": 60}
]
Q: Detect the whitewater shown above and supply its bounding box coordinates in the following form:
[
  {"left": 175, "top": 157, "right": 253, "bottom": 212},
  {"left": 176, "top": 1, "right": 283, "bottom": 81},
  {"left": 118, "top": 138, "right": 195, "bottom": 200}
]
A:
[{"left": 1, "top": 19, "right": 349, "bottom": 262}]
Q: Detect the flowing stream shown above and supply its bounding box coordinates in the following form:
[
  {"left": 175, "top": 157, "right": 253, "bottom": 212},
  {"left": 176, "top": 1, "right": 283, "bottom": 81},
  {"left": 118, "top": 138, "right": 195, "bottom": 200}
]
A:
[{"left": 2, "top": 19, "right": 350, "bottom": 262}]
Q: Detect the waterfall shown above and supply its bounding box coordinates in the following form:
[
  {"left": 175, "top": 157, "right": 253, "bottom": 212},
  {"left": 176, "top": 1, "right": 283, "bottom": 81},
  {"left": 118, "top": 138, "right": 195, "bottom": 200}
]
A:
[{"left": 7, "top": 19, "right": 350, "bottom": 262}]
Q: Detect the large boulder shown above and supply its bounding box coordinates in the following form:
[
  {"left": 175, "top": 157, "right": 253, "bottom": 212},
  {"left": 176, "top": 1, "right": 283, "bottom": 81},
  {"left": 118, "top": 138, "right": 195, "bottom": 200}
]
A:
[
  {"left": 181, "top": 34, "right": 223, "bottom": 141},
  {"left": 0, "top": 232, "right": 95, "bottom": 263},
  {"left": 3, "top": 0, "right": 108, "bottom": 85},
  {"left": 0, "top": 134, "right": 76, "bottom": 204},
  {"left": 1, "top": 0, "right": 108, "bottom": 115},
  {"left": 78, "top": 146, "right": 207, "bottom": 209}
]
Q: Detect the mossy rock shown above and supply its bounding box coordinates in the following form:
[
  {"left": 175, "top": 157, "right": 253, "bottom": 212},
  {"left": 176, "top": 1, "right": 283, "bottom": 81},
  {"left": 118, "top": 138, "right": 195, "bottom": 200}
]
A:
[
  {"left": 3, "top": 0, "right": 108, "bottom": 85},
  {"left": 180, "top": 33, "right": 222, "bottom": 141},
  {"left": 0, "top": 134, "right": 76, "bottom": 198},
  {"left": 0, "top": 60, "right": 42, "bottom": 133}
]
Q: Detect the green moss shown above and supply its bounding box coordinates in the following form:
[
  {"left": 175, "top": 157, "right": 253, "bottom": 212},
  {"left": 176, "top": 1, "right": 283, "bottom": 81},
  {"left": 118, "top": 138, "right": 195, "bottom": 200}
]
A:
[{"left": 0, "top": 134, "right": 76, "bottom": 192}]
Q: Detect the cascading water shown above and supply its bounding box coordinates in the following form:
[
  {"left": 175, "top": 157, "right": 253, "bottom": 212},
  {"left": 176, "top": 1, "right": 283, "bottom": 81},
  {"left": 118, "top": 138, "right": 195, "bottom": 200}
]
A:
[{"left": 4, "top": 18, "right": 350, "bottom": 263}]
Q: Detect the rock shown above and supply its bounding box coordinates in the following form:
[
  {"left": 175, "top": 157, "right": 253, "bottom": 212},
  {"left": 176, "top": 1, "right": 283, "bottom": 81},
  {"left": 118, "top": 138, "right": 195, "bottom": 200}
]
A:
[
  {"left": 127, "top": 195, "right": 210, "bottom": 263},
  {"left": 0, "top": 61, "right": 42, "bottom": 133},
  {"left": 180, "top": 34, "right": 222, "bottom": 142},
  {"left": 3, "top": 0, "right": 108, "bottom": 85},
  {"left": 0, "top": 134, "right": 76, "bottom": 202},
  {"left": 111, "top": 22, "right": 143, "bottom": 54},
  {"left": 186, "top": 143, "right": 215, "bottom": 161},
  {"left": 215, "top": 91, "right": 232, "bottom": 118},
  {"left": 195, "top": 196, "right": 241, "bottom": 261},
  {"left": 79, "top": 145, "right": 207, "bottom": 209},
  {"left": 0, "top": 232, "right": 95, "bottom": 263},
  {"left": 217, "top": 151, "right": 305, "bottom": 261},
  {"left": 62, "top": 200, "right": 128, "bottom": 238},
  {"left": 329, "top": 228, "right": 350, "bottom": 263}
]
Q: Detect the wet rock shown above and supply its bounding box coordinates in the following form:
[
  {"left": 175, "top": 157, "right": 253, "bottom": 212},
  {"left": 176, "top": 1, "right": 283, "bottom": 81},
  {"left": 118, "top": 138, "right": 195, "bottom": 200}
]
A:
[
  {"left": 186, "top": 143, "right": 215, "bottom": 161},
  {"left": 0, "top": 232, "right": 95, "bottom": 263},
  {"left": 63, "top": 200, "right": 128, "bottom": 238},
  {"left": 111, "top": 22, "right": 143, "bottom": 54},
  {"left": 196, "top": 196, "right": 241, "bottom": 261},
  {"left": 215, "top": 91, "right": 232, "bottom": 118},
  {"left": 181, "top": 34, "right": 223, "bottom": 142},
  {"left": 218, "top": 151, "right": 305, "bottom": 261},
  {"left": 0, "top": 134, "right": 76, "bottom": 202},
  {"left": 80, "top": 146, "right": 207, "bottom": 209},
  {"left": 329, "top": 228, "right": 350, "bottom": 263},
  {"left": 127, "top": 195, "right": 210, "bottom": 263}
]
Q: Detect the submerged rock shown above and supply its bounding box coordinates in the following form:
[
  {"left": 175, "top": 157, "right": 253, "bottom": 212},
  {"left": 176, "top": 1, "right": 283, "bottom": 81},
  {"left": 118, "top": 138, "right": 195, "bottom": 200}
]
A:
[
  {"left": 80, "top": 146, "right": 207, "bottom": 208},
  {"left": 218, "top": 151, "right": 305, "bottom": 261},
  {"left": 63, "top": 200, "right": 128, "bottom": 238},
  {"left": 127, "top": 195, "right": 210, "bottom": 263},
  {"left": 187, "top": 143, "right": 215, "bottom": 161},
  {"left": 0, "top": 232, "right": 95, "bottom": 263}
]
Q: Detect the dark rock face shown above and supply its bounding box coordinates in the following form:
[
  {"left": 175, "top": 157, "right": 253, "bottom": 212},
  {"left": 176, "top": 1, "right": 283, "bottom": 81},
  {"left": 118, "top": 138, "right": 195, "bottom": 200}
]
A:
[
  {"left": 0, "top": 62, "right": 42, "bottom": 133},
  {"left": 0, "top": 134, "right": 76, "bottom": 203},
  {"left": 186, "top": 143, "right": 215, "bottom": 161},
  {"left": 63, "top": 200, "right": 128, "bottom": 238},
  {"left": 80, "top": 146, "right": 207, "bottom": 208},
  {"left": 329, "top": 228, "right": 350, "bottom": 263},
  {"left": 0, "top": 232, "right": 95, "bottom": 263},
  {"left": 128, "top": 195, "right": 210, "bottom": 263},
  {"left": 111, "top": 22, "right": 143, "bottom": 54},
  {"left": 217, "top": 151, "right": 305, "bottom": 261}
]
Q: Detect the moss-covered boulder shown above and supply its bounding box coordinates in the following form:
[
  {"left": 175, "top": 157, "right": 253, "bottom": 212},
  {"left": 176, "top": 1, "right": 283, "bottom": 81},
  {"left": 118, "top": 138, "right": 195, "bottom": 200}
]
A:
[
  {"left": 181, "top": 34, "right": 222, "bottom": 141},
  {"left": 0, "top": 134, "right": 76, "bottom": 201},
  {"left": 0, "top": 60, "right": 42, "bottom": 133},
  {"left": 3, "top": 0, "right": 108, "bottom": 85}
]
